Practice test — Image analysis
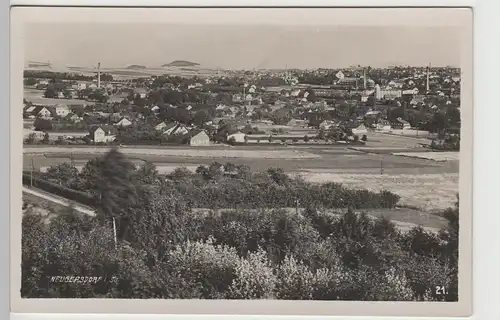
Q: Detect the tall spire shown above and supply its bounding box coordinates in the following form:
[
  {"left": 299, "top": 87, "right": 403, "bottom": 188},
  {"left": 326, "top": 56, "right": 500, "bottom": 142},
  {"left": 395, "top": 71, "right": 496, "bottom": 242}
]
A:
[{"left": 97, "top": 62, "right": 101, "bottom": 89}]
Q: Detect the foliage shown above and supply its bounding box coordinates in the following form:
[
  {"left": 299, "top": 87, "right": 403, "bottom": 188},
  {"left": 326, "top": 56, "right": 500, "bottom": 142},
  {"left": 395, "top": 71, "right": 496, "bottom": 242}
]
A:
[{"left": 21, "top": 149, "right": 459, "bottom": 301}]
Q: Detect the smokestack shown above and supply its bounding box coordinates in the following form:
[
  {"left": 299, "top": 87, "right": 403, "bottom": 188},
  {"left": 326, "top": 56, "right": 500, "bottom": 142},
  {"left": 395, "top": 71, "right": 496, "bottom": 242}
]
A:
[
  {"left": 97, "top": 62, "right": 101, "bottom": 89},
  {"left": 426, "top": 63, "right": 430, "bottom": 93},
  {"left": 363, "top": 68, "right": 367, "bottom": 89}
]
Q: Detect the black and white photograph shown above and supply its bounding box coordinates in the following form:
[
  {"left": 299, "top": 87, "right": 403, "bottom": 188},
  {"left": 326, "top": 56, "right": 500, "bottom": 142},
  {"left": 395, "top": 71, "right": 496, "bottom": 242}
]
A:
[{"left": 11, "top": 6, "right": 473, "bottom": 317}]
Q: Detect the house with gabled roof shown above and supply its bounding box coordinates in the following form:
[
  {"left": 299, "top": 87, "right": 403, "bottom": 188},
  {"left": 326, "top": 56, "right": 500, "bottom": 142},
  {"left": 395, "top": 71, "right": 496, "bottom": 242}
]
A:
[
  {"left": 182, "top": 129, "right": 210, "bottom": 146},
  {"left": 89, "top": 125, "right": 116, "bottom": 143},
  {"left": 114, "top": 117, "right": 133, "bottom": 127}
]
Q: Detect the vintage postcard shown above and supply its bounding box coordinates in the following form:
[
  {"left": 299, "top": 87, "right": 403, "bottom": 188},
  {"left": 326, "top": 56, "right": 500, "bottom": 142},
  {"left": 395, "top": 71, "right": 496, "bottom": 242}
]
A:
[{"left": 10, "top": 6, "right": 473, "bottom": 317}]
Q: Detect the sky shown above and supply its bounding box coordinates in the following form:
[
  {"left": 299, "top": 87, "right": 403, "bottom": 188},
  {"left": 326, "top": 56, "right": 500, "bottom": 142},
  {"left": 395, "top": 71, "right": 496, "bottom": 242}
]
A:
[{"left": 24, "top": 23, "right": 461, "bottom": 70}]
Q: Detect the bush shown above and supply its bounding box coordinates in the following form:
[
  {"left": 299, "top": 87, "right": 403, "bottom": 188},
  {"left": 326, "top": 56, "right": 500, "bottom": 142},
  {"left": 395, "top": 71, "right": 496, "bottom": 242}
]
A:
[
  {"left": 379, "top": 190, "right": 401, "bottom": 209},
  {"left": 276, "top": 256, "right": 315, "bottom": 299},
  {"left": 166, "top": 238, "right": 240, "bottom": 299},
  {"left": 227, "top": 249, "right": 277, "bottom": 299},
  {"left": 22, "top": 173, "right": 96, "bottom": 206},
  {"left": 361, "top": 134, "right": 367, "bottom": 142}
]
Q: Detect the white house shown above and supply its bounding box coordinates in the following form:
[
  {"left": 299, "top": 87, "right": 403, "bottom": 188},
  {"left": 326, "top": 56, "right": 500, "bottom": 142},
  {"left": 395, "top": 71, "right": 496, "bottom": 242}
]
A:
[
  {"left": 155, "top": 121, "right": 167, "bottom": 131},
  {"left": 89, "top": 125, "right": 116, "bottom": 143},
  {"left": 77, "top": 83, "right": 87, "bottom": 90},
  {"left": 227, "top": 131, "right": 247, "bottom": 143},
  {"left": 55, "top": 105, "right": 70, "bottom": 117},
  {"left": 377, "top": 120, "right": 392, "bottom": 131},
  {"left": 352, "top": 123, "right": 368, "bottom": 135},
  {"left": 114, "top": 117, "right": 132, "bottom": 127},
  {"left": 335, "top": 70, "right": 345, "bottom": 80},
  {"left": 151, "top": 105, "right": 160, "bottom": 113},
  {"left": 185, "top": 130, "right": 211, "bottom": 146}
]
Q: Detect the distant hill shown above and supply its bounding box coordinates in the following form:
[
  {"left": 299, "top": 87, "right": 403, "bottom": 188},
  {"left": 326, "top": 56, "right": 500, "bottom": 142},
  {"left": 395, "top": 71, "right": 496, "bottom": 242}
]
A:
[
  {"left": 163, "top": 60, "right": 200, "bottom": 67},
  {"left": 126, "top": 65, "right": 147, "bottom": 69}
]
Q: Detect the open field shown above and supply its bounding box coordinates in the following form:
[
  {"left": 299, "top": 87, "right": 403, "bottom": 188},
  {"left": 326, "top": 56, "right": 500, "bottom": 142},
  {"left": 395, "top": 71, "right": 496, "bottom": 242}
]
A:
[
  {"left": 392, "top": 152, "right": 460, "bottom": 162},
  {"left": 375, "top": 129, "right": 431, "bottom": 137},
  {"left": 24, "top": 129, "right": 89, "bottom": 140},
  {"left": 24, "top": 88, "right": 90, "bottom": 106},
  {"left": 290, "top": 171, "right": 458, "bottom": 212},
  {"left": 23, "top": 134, "right": 460, "bottom": 213},
  {"left": 364, "top": 132, "right": 431, "bottom": 149},
  {"left": 23, "top": 146, "right": 322, "bottom": 160}
]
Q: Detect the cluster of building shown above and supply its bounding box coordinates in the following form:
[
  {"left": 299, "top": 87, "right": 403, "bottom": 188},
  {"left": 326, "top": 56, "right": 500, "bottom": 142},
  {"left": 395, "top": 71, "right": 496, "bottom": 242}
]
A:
[{"left": 23, "top": 64, "right": 461, "bottom": 146}]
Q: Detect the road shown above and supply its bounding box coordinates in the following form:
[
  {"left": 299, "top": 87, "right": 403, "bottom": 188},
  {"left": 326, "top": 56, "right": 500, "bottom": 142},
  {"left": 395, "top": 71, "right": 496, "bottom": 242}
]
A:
[{"left": 23, "top": 186, "right": 96, "bottom": 216}]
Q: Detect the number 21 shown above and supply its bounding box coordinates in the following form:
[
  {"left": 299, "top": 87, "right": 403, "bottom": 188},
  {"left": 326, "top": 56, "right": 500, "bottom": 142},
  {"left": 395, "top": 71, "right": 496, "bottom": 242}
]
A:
[{"left": 435, "top": 286, "right": 447, "bottom": 295}]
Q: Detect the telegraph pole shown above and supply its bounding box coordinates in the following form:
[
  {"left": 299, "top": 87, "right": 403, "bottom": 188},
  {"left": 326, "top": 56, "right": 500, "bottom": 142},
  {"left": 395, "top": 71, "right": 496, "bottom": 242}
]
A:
[
  {"left": 380, "top": 155, "right": 384, "bottom": 175},
  {"left": 112, "top": 217, "right": 117, "bottom": 250},
  {"left": 30, "top": 156, "right": 35, "bottom": 187}
]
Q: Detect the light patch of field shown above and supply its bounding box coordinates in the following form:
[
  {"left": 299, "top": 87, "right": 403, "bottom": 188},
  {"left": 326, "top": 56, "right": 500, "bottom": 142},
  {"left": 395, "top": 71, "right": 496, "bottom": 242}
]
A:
[
  {"left": 392, "top": 152, "right": 460, "bottom": 162},
  {"left": 290, "top": 172, "right": 459, "bottom": 212},
  {"left": 23, "top": 147, "right": 322, "bottom": 160},
  {"left": 39, "top": 164, "right": 202, "bottom": 174}
]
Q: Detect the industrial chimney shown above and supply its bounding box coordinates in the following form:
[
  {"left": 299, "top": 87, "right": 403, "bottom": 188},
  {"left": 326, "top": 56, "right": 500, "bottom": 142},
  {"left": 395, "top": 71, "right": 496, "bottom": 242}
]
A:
[
  {"left": 97, "top": 62, "right": 101, "bottom": 89},
  {"left": 426, "top": 63, "right": 430, "bottom": 93}
]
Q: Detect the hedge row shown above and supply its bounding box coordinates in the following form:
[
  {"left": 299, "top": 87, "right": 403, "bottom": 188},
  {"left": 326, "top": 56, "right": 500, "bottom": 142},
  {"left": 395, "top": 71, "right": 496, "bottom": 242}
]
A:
[{"left": 22, "top": 173, "right": 97, "bottom": 207}]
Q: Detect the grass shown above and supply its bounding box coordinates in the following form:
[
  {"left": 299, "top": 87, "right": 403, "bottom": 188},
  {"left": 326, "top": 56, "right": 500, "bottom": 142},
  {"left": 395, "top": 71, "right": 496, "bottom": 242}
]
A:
[
  {"left": 392, "top": 152, "right": 460, "bottom": 162},
  {"left": 23, "top": 146, "right": 322, "bottom": 160},
  {"left": 291, "top": 172, "right": 459, "bottom": 212}
]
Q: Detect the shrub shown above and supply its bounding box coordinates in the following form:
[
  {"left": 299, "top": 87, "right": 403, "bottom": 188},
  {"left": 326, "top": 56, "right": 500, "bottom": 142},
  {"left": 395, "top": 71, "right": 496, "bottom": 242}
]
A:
[
  {"left": 379, "top": 190, "right": 401, "bottom": 208},
  {"left": 276, "top": 256, "right": 314, "bottom": 299},
  {"left": 361, "top": 134, "right": 367, "bottom": 142},
  {"left": 227, "top": 249, "right": 277, "bottom": 299},
  {"left": 166, "top": 238, "right": 240, "bottom": 299},
  {"left": 22, "top": 173, "right": 96, "bottom": 206}
]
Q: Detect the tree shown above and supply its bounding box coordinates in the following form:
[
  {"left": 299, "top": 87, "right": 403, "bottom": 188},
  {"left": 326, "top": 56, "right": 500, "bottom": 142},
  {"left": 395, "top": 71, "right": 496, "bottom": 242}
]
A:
[
  {"left": 34, "top": 118, "right": 53, "bottom": 131},
  {"left": 24, "top": 78, "right": 37, "bottom": 86},
  {"left": 44, "top": 163, "right": 79, "bottom": 186},
  {"left": 270, "top": 109, "right": 292, "bottom": 125},
  {"left": 44, "top": 87, "right": 57, "bottom": 98},
  {"left": 135, "top": 161, "right": 159, "bottom": 185},
  {"left": 304, "top": 135, "right": 309, "bottom": 143},
  {"left": 92, "top": 148, "right": 138, "bottom": 240},
  {"left": 361, "top": 134, "right": 367, "bottom": 142},
  {"left": 26, "top": 133, "right": 37, "bottom": 144},
  {"left": 43, "top": 132, "right": 50, "bottom": 144},
  {"left": 193, "top": 110, "right": 212, "bottom": 128}
]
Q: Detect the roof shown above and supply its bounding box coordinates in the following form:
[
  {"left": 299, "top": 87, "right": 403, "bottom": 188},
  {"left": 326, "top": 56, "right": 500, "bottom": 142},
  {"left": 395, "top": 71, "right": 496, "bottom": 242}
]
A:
[
  {"left": 183, "top": 129, "right": 207, "bottom": 140},
  {"left": 89, "top": 125, "right": 115, "bottom": 134}
]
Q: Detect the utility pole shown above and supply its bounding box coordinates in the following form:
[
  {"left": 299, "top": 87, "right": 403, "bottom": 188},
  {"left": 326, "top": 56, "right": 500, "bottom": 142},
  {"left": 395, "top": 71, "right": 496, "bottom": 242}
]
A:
[
  {"left": 380, "top": 156, "right": 384, "bottom": 175},
  {"left": 70, "top": 152, "right": 74, "bottom": 167},
  {"left": 112, "top": 217, "right": 117, "bottom": 250},
  {"left": 295, "top": 199, "right": 300, "bottom": 216},
  {"left": 30, "top": 156, "right": 35, "bottom": 187}
]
